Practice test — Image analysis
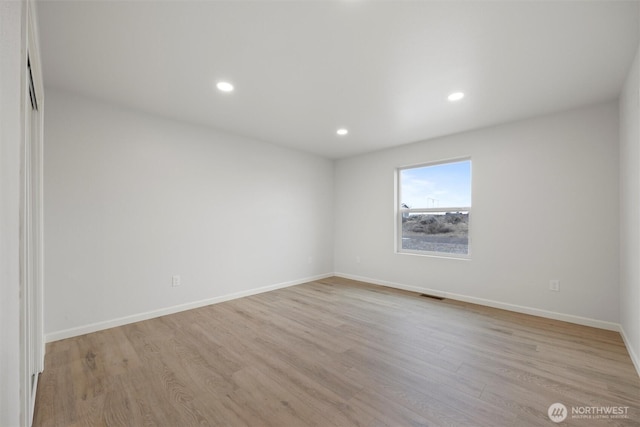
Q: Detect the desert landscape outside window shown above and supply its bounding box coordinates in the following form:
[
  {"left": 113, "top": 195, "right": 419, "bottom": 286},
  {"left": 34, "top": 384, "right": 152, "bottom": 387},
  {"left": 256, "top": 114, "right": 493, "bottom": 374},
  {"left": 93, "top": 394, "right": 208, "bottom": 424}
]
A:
[{"left": 398, "top": 159, "right": 471, "bottom": 257}]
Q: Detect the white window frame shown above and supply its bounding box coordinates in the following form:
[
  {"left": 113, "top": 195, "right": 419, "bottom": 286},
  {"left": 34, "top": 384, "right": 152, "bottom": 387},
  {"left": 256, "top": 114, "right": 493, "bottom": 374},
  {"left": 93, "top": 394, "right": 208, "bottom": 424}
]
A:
[{"left": 396, "top": 158, "right": 472, "bottom": 259}]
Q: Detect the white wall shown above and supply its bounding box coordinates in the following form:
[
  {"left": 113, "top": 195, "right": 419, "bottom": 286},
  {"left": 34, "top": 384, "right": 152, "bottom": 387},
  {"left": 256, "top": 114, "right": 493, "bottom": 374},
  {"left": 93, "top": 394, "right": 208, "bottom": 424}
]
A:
[
  {"left": 1, "top": 1, "right": 25, "bottom": 426},
  {"left": 44, "top": 89, "right": 334, "bottom": 340},
  {"left": 619, "top": 44, "right": 640, "bottom": 373},
  {"left": 335, "top": 102, "right": 620, "bottom": 327}
]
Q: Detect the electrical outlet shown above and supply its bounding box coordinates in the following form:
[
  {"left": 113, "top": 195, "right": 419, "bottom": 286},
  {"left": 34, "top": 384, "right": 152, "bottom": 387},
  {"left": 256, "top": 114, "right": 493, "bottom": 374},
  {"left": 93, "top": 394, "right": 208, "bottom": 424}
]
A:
[
  {"left": 549, "top": 279, "right": 560, "bottom": 292},
  {"left": 172, "top": 275, "right": 181, "bottom": 287}
]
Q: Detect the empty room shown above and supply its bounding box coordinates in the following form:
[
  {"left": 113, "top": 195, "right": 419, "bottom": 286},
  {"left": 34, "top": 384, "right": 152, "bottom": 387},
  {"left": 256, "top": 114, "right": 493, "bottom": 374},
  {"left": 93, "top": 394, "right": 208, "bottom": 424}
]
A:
[{"left": 2, "top": 0, "right": 640, "bottom": 426}]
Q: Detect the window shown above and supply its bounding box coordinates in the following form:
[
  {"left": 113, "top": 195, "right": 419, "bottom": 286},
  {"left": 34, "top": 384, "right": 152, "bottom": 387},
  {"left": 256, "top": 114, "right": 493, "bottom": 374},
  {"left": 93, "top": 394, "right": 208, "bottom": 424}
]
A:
[{"left": 397, "top": 159, "right": 471, "bottom": 257}]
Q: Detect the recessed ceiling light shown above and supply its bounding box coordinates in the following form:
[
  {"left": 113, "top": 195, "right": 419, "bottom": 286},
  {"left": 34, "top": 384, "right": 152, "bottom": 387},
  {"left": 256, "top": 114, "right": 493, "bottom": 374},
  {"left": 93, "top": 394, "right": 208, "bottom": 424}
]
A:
[
  {"left": 336, "top": 128, "right": 349, "bottom": 136},
  {"left": 448, "top": 92, "right": 465, "bottom": 102},
  {"left": 216, "top": 81, "right": 234, "bottom": 92}
]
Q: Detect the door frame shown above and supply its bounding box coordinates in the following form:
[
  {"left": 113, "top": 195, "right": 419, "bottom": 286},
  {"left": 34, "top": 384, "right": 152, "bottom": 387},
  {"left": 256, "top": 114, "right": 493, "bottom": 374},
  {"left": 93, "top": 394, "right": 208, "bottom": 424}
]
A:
[{"left": 20, "top": 1, "right": 44, "bottom": 425}]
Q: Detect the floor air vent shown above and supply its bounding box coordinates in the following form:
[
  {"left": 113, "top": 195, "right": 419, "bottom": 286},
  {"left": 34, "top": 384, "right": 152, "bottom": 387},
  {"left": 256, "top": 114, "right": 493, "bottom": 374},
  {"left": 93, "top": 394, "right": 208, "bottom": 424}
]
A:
[{"left": 420, "top": 293, "right": 445, "bottom": 301}]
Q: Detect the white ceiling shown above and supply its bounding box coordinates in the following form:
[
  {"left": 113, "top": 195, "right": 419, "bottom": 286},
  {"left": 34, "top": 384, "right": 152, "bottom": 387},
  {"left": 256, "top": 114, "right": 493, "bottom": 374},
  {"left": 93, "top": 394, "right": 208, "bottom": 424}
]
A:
[{"left": 36, "top": 1, "right": 639, "bottom": 159}]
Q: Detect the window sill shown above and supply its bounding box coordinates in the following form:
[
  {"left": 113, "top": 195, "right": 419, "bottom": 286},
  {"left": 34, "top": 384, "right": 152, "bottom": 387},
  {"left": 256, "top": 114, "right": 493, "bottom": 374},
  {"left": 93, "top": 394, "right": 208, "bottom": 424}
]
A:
[{"left": 395, "top": 250, "right": 471, "bottom": 261}]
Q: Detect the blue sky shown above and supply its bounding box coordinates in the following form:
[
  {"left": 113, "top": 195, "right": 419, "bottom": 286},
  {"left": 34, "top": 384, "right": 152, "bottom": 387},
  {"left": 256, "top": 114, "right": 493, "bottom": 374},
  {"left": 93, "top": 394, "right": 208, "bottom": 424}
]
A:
[{"left": 400, "top": 160, "right": 471, "bottom": 208}]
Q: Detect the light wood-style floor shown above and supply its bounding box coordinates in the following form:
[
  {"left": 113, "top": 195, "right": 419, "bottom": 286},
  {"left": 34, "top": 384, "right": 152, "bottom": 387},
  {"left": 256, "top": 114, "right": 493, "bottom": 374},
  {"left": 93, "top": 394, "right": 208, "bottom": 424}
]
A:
[{"left": 34, "top": 277, "right": 640, "bottom": 426}]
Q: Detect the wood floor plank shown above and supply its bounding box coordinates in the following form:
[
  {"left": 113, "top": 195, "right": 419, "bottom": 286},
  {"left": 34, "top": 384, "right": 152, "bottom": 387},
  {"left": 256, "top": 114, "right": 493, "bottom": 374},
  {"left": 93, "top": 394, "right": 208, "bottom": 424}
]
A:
[
  {"left": 33, "top": 276, "right": 640, "bottom": 426},
  {"left": 229, "top": 366, "right": 332, "bottom": 427}
]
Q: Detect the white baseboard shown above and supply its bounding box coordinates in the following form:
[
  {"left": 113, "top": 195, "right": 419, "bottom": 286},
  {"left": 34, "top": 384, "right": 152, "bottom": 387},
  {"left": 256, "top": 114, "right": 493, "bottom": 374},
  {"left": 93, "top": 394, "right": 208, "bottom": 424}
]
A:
[
  {"left": 335, "top": 273, "right": 640, "bottom": 379},
  {"left": 619, "top": 324, "right": 640, "bottom": 378},
  {"left": 45, "top": 273, "right": 333, "bottom": 343},
  {"left": 44, "top": 271, "right": 640, "bottom": 379},
  {"left": 45, "top": 271, "right": 639, "bottom": 380},
  {"left": 334, "top": 272, "right": 621, "bottom": 331}
]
